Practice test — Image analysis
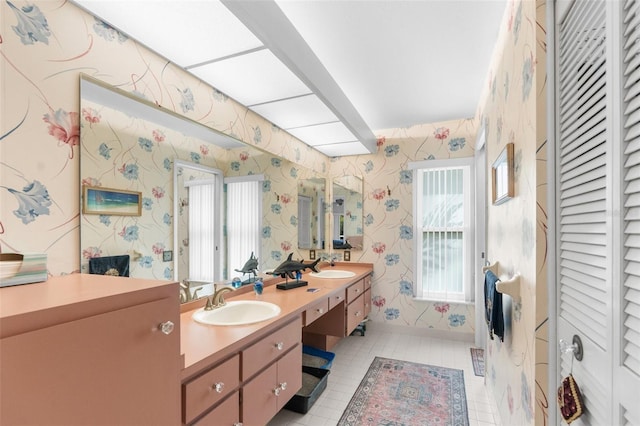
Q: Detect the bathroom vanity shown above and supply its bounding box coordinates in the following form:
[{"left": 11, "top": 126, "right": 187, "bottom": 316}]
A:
[
  {"left": 0, "top": 274, "right": 181, "bottom": 425},
  {"left": 0, "top": 263, "right": 372, "bottom": 426},
  {"left": 179, "top": 262, "right": 372, "bottom": 425}
]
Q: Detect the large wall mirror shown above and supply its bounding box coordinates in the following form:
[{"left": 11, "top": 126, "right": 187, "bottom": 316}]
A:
[
  {"left": 79, "top": 75, "right": 328, "bottom": 302},
  {"left": 298, "top": 178, "right": 326, "bottom": 250},
  {"left": 332, "top": 175, "right": 364, "bottom": 250}
]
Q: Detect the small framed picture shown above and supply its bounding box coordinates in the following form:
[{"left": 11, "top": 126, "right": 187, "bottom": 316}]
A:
[
  {"left": 491, "top": 143, "right": 515, "bottom": 205},
  {"left": 344, "top": 250, "right": 351, "bottom": 262},
  {"left": 83, "top": 186, "right": 142, "bottom": 216},
  {"left": 309, "top": 249, "right": 316, "bottom": 260}
]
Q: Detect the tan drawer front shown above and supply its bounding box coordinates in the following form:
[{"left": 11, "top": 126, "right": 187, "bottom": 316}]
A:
[
  {"left": 364, "top": 289, "right": 372, "bottom": 317},
  {"left": 242, "top": 316, "right": 301, "bottom": 380},
  {"left": 183, "top": 354, "right": 240, "bottom": 424},
  {"left": 347, "top": 280, "right": 365, "bottom": 304},
  {"left": 329, "top": 290, "right": 346, "bottom": 310},
  {"left": 304, "top": 298, "right": 329, "bottom": 326},
  {"left": 194, "top": 391, "right": 239, "bottom": 425},
  {"left": 346, "top": 296, "right": 365, "bottom": 335},
  {"left": 364, "top": 274, "right": 372, "bottom": 290}
]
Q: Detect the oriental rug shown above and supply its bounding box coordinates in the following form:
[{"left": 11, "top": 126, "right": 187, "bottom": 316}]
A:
[
  {"left": 470, "top": 347, "right": 485, "bottom": 377},
  {"left": 337, "top": 357, "right": 469, "bottom": 426}
]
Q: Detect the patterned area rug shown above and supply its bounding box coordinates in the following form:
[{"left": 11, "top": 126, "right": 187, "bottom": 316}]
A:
[
  {"left": 470, "top": 348, "right": 485, "bottom": 377},
  {"left": 337, "top": 357, "right": 469, "bottom": 426}
]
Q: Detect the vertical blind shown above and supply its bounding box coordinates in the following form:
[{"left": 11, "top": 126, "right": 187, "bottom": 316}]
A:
[
  {"left": 186, "top": 179, "right": 217, "bottom": 282},
  {"left": 226, "top": 176, "right": 262, "bottom": 277},
  {"left": 411, "top": 159, "right": 473, "bottom": 303}
]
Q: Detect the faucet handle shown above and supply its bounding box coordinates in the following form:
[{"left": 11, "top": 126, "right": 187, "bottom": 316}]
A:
[{"left": 204, "top": 297, "right": 214, "bottom": 311}]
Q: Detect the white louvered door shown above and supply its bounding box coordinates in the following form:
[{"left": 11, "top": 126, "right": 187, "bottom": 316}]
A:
[
  {"left": 617, "top": 1, "right": 640, "bottom": 424},
  {"left": 556, "top": 1, "right": 640, "bottom": 424}
]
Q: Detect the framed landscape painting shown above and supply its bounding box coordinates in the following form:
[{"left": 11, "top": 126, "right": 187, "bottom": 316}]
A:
[{"left": 83, "top": 186, "right": 142, "bottom": 216}]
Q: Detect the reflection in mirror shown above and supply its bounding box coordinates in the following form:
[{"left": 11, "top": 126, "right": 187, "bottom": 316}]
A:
[
  {"left": 80, "top": 75, "right": 239, "bottom": 289},
  {"left": 79, "top": 74, "right": 327, "bottom": 302},
  {"left": 173, "top": 160, "right": 222, "bottom": 298},
  {"left": 332, "top": 176, "right": 364, "bottom": 250},
  {"left": 298, "top": 178, "right": 326, "bottom": 250}
]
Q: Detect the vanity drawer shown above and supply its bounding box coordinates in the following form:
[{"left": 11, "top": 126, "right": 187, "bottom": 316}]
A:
[
  {"left": 183, "top": 354, "right": 240, "bottom": 424},
  {"left": 329, "top": 290, "right": 346, "bottom": 310},
  {"left": 346, "top": 280, "right": 365, "bottom": 304},
  {"left": 364, "top": 288, "right": 372, "bottom": 318},
  {"left": 364, "top": 274, "right": 372, "bottom": 290},
  {"left": 194, "top": 391, "right": 239, "bottom": 425},
  {"left": 304, "top": 298, "right": 329, "bottom": 326},
  {"left": 346, "top": 296, "right": 365, "bottom": 335},
  {"left": 242, "top": 316, "right": 301, "bottom": 380}
]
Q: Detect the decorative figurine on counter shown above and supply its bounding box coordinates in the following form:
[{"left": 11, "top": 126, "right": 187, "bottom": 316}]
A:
[
  {"left": 272, "top": 253, "right": 321, "bottom": 290},
  {"left": 234, "top": 252, "right": 259, "bottom": 283}
]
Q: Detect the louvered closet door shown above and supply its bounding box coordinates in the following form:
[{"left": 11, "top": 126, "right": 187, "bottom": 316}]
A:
[
  {"left": 617, "top": 1, "right": 640, "bottom": 424},
  {"left": 557, "top": 1, "right": 640, "bottom": 424},
  {"left": 557, "top": 1, "right": 612, "bottom": 424}
]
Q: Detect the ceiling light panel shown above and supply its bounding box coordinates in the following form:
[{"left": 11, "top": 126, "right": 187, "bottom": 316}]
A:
[
  {"left": 251, "top": 94, "right": 338, "bottom": 130},
  {"left": 188, "top": 49, "right": 311, "bottom": 106},
  {"left": 72, "top": 0, "right": 263, "bottom": 67},
  {"left": 314, "top": 141, "right": 371, "bottom": 157},
  {"left": 287, "top": 122, "right": 356, "bottom": 146}
]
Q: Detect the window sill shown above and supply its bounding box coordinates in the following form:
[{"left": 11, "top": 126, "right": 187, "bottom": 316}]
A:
[{"left": 412, "top": 297, "right": 474, "bottom": 306}]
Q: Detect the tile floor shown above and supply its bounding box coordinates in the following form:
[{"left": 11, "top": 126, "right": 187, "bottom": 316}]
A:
[{"left": 269, "top": 322, "right": 501, "bottom": 426}]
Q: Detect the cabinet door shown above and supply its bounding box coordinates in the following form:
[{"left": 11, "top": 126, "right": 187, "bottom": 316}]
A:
[
  {"left": 242, "top": 345, "right": 302, "bottom": 425},
  {"left": 364, "top": 288, "right": 372, "bottom": 318},
  {"left": 276, "top": 345, "right": 303, "bottom": 411},
  {"left": 0, "top": 297, "right": 180, "bottom": 426},
  {"left": 346, "top": 296, "right": 365, "bottom": 335},
  {"left": 195, "top": 391, "right": 240, "bottom": 426},
  {"left": 242, "top": 362, "right": 278, "bottom": 426}
]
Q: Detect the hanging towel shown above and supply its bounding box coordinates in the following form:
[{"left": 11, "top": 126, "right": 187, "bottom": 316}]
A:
[
  {"left": 484, "top": 270, "right": 504, "bottom": 341},
  {"left": 89, "top": 255, "right": 130, "bottom": 277}
]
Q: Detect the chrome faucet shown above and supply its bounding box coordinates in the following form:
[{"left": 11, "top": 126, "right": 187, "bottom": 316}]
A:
[{"left": 204, "top": 286, "right": 234, "bottom": 310}]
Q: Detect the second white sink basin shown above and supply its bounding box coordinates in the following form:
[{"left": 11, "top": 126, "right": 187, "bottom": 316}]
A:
[
  {"left": 192, "top": 300, "right": 281, "bottom": 326},
  {"left": 310, "top": 269, "right": 356, "bottom": 279}
]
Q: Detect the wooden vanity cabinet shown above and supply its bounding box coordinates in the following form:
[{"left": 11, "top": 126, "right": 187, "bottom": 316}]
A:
[
  {"left": 182, "top": 316, "right": 302, "bottom": 426},
  {"left": 0, "top": 275, "right": 181, "bottom": 426},
  {"left": 241, "top": 344, "right": 302, "bottom": 425},
  {"left": 302, "top": 274, "right": 372, "bottom": 350}
]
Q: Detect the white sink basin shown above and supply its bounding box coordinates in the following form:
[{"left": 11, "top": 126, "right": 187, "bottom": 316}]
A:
[
  {"left": 309, "top": 269, "right": 356, "bottom": 279},
  {"left": 192, "top": 300, "right": 281, "bottom": 326}
]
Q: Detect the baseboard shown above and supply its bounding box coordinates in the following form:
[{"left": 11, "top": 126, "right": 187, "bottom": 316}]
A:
[{"left": 368, "top": 321, "right": 475, "bottom": 343}]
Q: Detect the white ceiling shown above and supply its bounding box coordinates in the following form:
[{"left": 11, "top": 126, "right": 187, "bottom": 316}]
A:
[{"left": 73, "top": 0, "right": 506, "bottom": 157}]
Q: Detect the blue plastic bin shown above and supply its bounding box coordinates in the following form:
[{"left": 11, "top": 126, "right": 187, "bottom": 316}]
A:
[{"left": 302, "top": 345, "right": 335, "bottom": 369}]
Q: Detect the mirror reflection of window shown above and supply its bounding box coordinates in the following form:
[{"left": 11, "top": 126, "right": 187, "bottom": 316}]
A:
[
  {"left": 225, "top": 175, "right": 263, "bottom": 278},
  {"left": 185, "top": 176, "right": 219, "bottom": 283},
  {"left": 298, "top": 195, "right": 312, "bottom": 248}
]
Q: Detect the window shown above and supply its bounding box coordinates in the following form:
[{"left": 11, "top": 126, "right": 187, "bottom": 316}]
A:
[
  {"left": 186, "top": 177, "right": 220, "bottom": 282},
  {"left": 225, "top": 175, "right": 263, "bottom": 278},
  {"left": 411, "top": 158, "right": 474, "bottom": 302}
]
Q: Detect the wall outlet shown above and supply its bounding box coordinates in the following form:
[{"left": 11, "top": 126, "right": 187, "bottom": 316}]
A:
[{"left": 162, "top": 250, "right": 173, "bottom": 262}]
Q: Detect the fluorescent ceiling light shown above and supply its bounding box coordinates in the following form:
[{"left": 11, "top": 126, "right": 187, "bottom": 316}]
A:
[
  {"left": 251, "top": 94, "right": 337, "bottom": 130},
  {"left": 189, "top": 49, "right": 311, "bottom": 106},
  {"left": 314, "top": 141, "right": 371, "bottom": 157},
  {"left": 287, "top": 122, "right": 356, "bottom": 146},
  {"left": 72, "top": 0, "right": 262, "bottom": 67}
]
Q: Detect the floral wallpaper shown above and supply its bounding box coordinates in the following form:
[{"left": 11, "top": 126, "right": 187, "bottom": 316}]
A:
[
  {"left": 1, "top": 0, "right": 327, "bottom": 277},
  {"left": 1, "top": 2, "right": 551, "bottom": 425},
  {"left": 474, "top": 1, "right": 548, "bottom": 425}
]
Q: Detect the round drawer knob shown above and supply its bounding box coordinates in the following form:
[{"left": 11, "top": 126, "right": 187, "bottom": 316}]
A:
[
  {"left": 355, "top": 311, "right": 362, "bottom": 317},
  {"left": 159, "top": 321, "right": 174, "bottom": 335},
  {"left": 275, "top": 342, "right": 284, "bottom": 350},
  {"left": 280, "top": 382, "right": 287, "bottom": 390},
  {"left": 273, "top": 387, "right": 281, "bottom": 396},
  {"left": 317, "top": 308, "right": 324, "bottom": 314},
  {"left": 212, "top": 382, "right": 224, "bottom": 393}
]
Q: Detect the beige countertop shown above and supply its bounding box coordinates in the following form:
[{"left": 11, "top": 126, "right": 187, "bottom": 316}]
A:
[{"left": 179, "top": 262, "right": 373, "bottom": 380}]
